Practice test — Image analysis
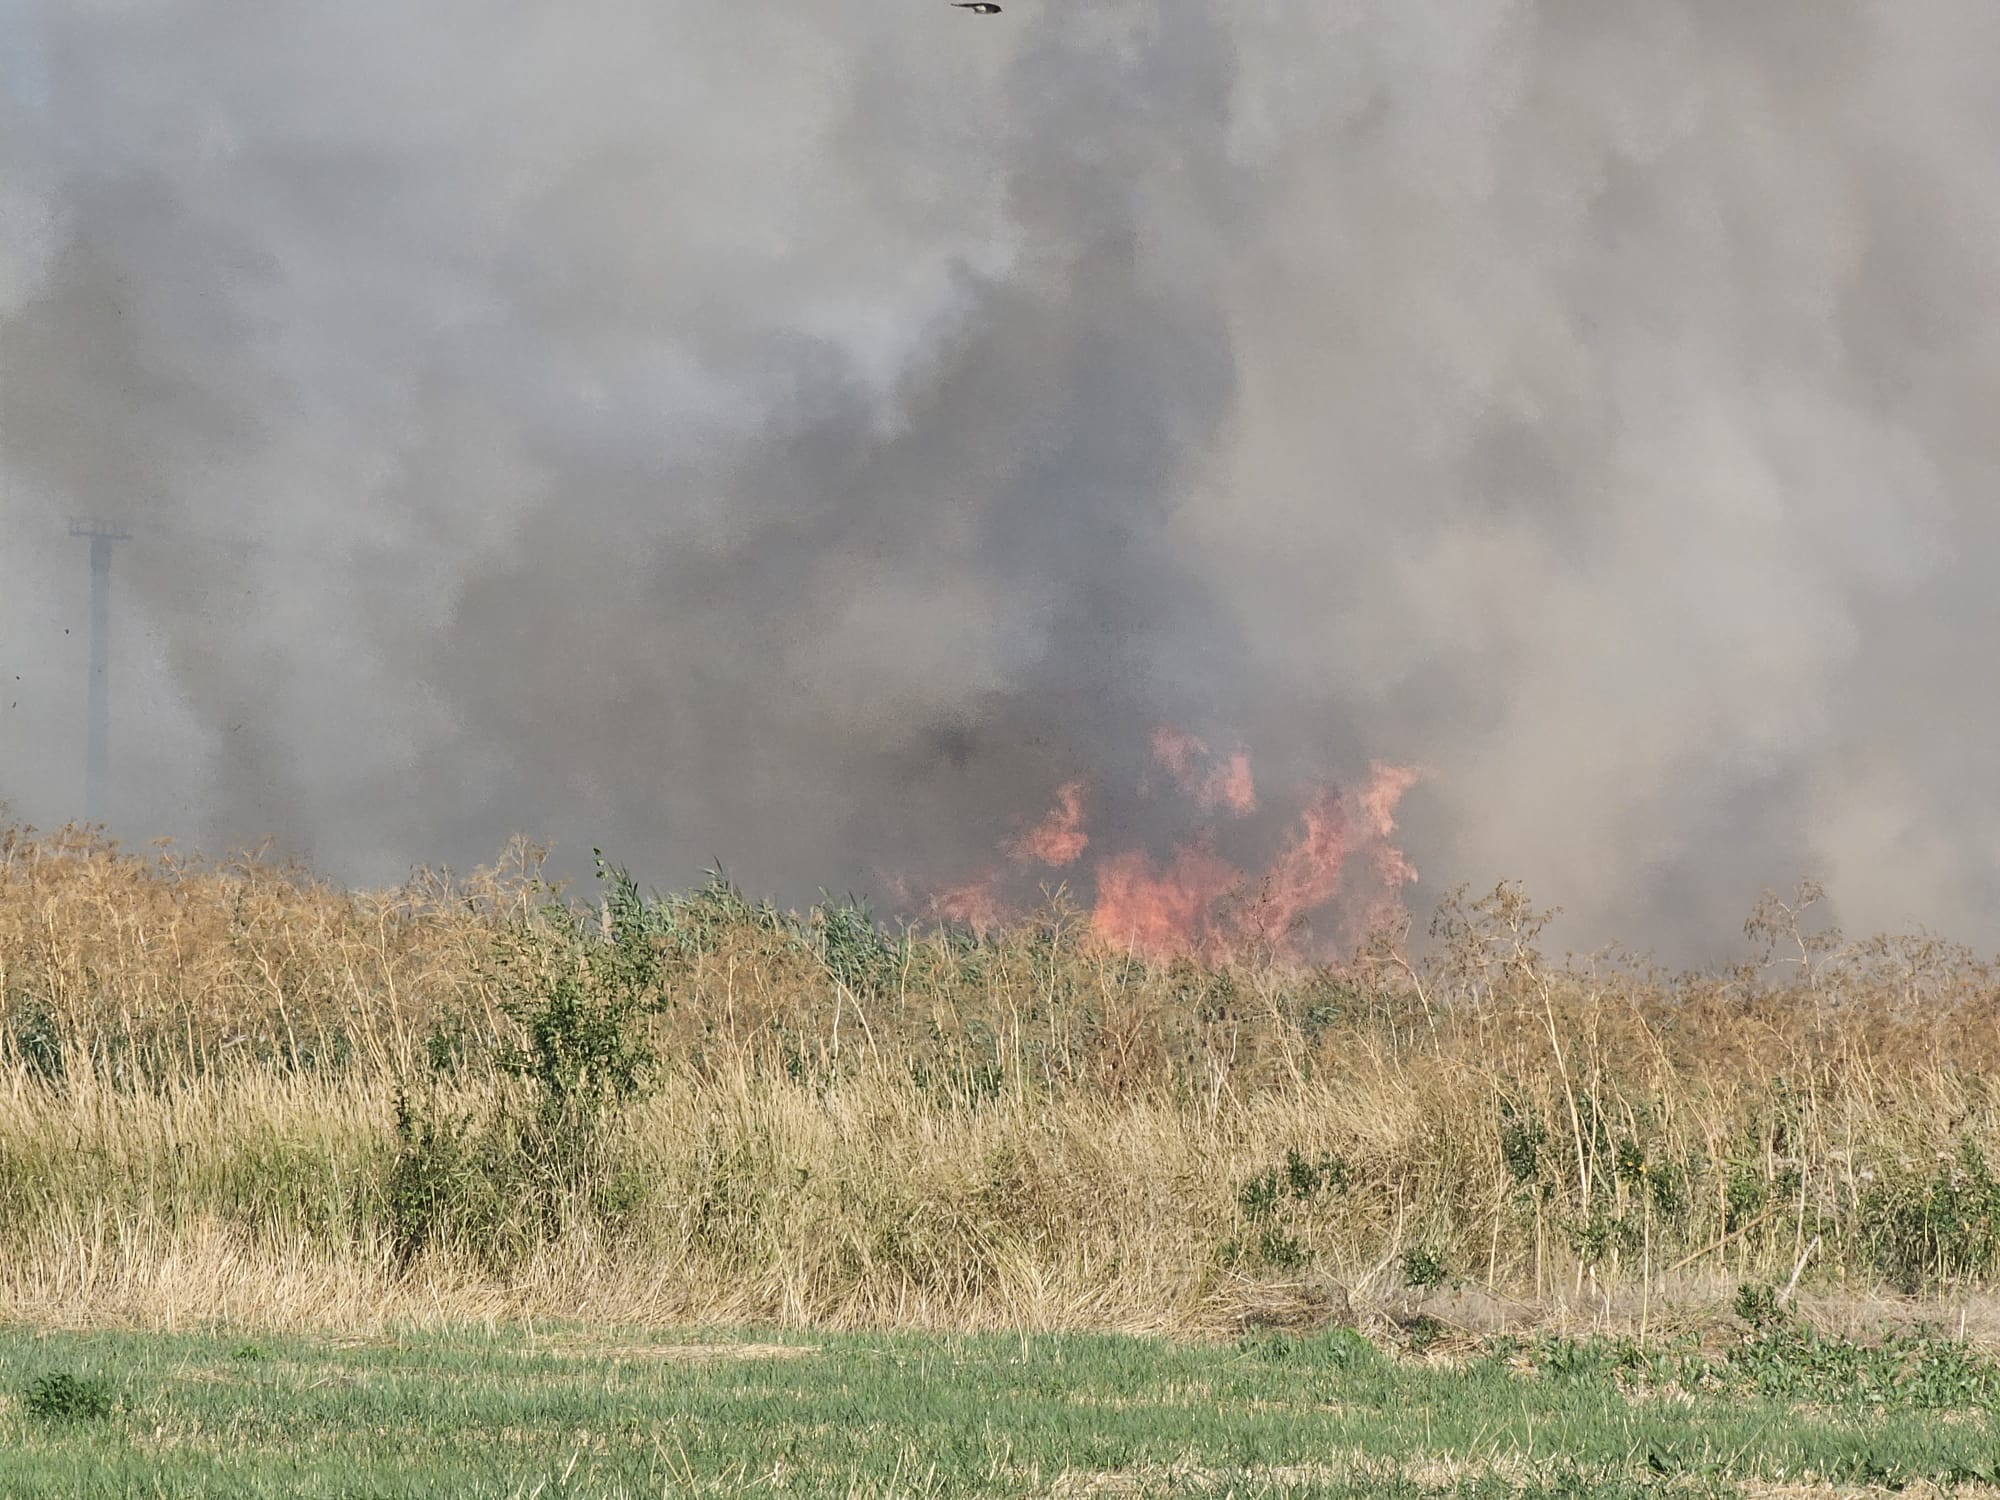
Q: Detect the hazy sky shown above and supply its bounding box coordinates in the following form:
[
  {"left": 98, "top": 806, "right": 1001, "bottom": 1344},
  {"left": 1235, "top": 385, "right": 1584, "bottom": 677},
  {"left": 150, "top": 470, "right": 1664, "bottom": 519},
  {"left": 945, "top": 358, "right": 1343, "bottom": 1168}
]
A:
[{"left": 5, "top": 1, "right": 2000, "bottom": 963}]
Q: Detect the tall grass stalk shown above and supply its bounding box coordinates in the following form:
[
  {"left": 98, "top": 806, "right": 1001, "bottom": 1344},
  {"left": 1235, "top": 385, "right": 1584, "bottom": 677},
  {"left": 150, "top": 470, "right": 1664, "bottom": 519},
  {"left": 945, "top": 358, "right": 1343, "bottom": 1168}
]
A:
[{"left": 4, "top": 823, "right": 2000, "bottom": 1336}]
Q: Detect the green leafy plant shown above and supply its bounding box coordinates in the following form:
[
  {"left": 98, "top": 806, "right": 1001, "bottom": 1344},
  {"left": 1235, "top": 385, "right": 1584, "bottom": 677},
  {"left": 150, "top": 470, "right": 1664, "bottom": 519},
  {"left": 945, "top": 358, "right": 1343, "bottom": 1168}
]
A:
[
  {"left": 383, "top": 1087, "right": 518, "bottom": 1269},
  {"left": 1566, "top": 1208, "right": 1640, "bottom": 1265},
  {"left": 1257, "top": 1226, "right": 1314, "bottom": 1271},
  {"left": 1732, "top": 1280, "right": 1783, "bottom": 1330},
  {"left": 1283, "top": 1147, "right": 1350, "bottom": 1199},
  {"left": 1403, "top": 1314, "right": 1443, "bottom": 1355},
  {"left": 813, "top": 894, "right": 897, "bottom": 997},
  {"left": 383, "top": 855, "right": 673, "bottom": 1266},
  {"left": 1498, "top": 1104, "right": 1546, "bottom": 1187},
  {"left": 6, "top": 996, "right": 65, "bottom": 1083},
  {"left": 1860, "top": 1141, "right": 2000, "bottom": 1293},
  {"left": 494, "top": 856, "right": 670, "bottom": 1127},
  {"left": 23, "top": 1372, "right": 114, "bottom": 1422},
  {"left": 1401, "top": 1247, "right": 1449, "bottom": 1292},
  {"left": 1724, "top": 1164, "right": 1766, "bottom": 1230},
  {"left": 1236, "top": 1168, "right": 1283, "bottom": 1222}
]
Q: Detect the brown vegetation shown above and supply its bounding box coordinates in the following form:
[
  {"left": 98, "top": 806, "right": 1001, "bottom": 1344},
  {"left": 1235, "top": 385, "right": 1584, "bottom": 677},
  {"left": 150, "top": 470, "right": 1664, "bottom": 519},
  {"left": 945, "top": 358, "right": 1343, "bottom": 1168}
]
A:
[{"left": 3, "top": 821, "right": 1998, "bottom": 1338}]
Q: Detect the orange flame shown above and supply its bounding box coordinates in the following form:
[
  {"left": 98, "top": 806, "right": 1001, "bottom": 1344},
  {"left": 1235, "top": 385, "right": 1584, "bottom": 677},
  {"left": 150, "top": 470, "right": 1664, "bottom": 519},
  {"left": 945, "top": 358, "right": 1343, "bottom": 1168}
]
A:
[
  {"left": 905, "top": 733, "right": 1420, "bottom": 965},
  {"left": 1150, "top": 727, "right": 1258, "bottom": 815},
  {"left": 932, "top": 874, "right": 1007, "bottom": 936},
  {"left": 1089, "top": 844, "right": 1243, "bottom": 960},
  {"left": 1359, "top": 760, "right": 1421, "bottom": 841},
  {"left": 1235, "top": 789, "right": 1349, "bottom": 948},
  {"left": 1005, "top": 780, "right": 1090, "bottom": 867}
]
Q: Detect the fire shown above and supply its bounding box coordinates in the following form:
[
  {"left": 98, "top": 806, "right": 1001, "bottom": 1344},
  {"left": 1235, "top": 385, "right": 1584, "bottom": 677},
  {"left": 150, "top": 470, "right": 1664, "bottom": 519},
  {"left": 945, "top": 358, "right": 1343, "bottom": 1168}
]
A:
[
  {"left": 1089, "top": 844, "right": 1243, "bottom": 960},
  {"left": 932, "top": 874, "right": 1006, "bottom": 936},
  {"left": 1149, "top": 727, "right": 1258, "bottom": 815},
  {"left": 1234, "top": 789, "right": 1350, "bottom": 948},
  {"left": 903, "top": 733, "right": 1420, "bottom": 966},
  {"left": 1004, "top": 779, "right": 1090, "bottom": 867},
  {"left": 1359, "top": 760, "right": 1421, "bottom": 840}
]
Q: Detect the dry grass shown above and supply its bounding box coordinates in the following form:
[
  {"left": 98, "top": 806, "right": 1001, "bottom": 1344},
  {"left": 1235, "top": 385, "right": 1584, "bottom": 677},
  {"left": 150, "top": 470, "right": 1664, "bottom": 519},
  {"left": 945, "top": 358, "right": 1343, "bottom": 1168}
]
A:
[{"left": 3, "top": 821, "right": 1999, "bottom": 1337}]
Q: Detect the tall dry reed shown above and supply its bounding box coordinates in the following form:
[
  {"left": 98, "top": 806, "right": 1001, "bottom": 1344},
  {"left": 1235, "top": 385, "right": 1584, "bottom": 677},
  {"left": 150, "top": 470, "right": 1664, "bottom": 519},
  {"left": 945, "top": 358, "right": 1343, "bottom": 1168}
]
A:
[{"left": 3, "top": 823, "right": 1998, "bottom": 1336}]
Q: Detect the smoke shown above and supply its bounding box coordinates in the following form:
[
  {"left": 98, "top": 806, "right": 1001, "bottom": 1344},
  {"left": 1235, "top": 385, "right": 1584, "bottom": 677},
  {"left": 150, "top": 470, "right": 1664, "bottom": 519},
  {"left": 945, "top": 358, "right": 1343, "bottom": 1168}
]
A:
[{"left": 5, "top": 0, "right": 2000, "bottom": 962}]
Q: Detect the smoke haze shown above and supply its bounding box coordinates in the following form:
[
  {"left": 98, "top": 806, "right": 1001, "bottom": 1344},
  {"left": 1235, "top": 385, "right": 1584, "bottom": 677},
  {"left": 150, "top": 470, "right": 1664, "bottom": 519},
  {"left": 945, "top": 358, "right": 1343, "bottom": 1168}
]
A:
[{"left": 5, "top": 0, "right": 2000, "bottom": 963}]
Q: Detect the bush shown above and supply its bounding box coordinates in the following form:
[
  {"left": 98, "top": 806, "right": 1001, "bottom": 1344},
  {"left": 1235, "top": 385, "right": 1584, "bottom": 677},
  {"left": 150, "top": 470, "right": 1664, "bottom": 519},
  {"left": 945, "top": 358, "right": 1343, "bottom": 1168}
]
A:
[
  {"left": 6, "top": 997, "right": 65, "bottom": 1083},
  {"left": 382, "top": 855, "right": 671, "bottom": 1267},
  {"left": 23, "top": 1372, "right": 114, "bottom": 1422},
  {"left": 383, "top": 1088, "right": 521, "bottom": 1269},
  {"left": 1860, "top": 1142, "right": 2000, "bottom": 1293},
  {"left": 1401, "top": 1247, "right": 1450, "bottom": 1292},
  {"left": 1733, "top": 1280, "right": 1783, "bottom": 1330}
]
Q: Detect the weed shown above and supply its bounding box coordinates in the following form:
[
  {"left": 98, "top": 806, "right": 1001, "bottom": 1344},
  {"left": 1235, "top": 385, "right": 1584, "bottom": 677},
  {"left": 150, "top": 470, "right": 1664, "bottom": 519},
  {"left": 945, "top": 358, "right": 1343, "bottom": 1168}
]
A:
[
  {"left": 1498, "top": 1104, "right": 1547, "bottom": 1188},
  {"left": 384, "top": 855, "right": 678, "bottom": 1264},
  {"left": 1860, "top": 1140, "right": 2000, "bottom": 1292},
  {"left": 22, "top": 1372, "right": 114, "bottom": 1422},
  {"left": 1237, "top": 1149, "right": 1349, "bottom": 1223},
  {"left": 385, "top": 1093, "right": 472, "bottom": 1266},
  {"left": 5, "top": 997, "right": 64, "bottom": 1083},
  {"left": 1402, "top": 1313, "right": 1443, "bottom": 1355},
  {"left": 1284, "top": 1147, "right": 1350, "bottom": 1198},
  {"left": 1400, "top": 1247, "right": 1449, "bottom": 1291},
  {"left": 493, "top": 855, "right": 670, "bottom": 1129},
  {"left": 1566, "top": 1209, "right": 1639, "bottom": 1266},
  {"left": 1723, "top": 1164, "right": 1766, "bottom": 1230},
  {"left": 1732, "top": 1281, "right": 1782, "bottom": 1330},
  {"left": 1237, "top": 1169, "right": 1283, "bottom": 1223},
  {"left": 1644, "top": 1157, "right": 1687, "bottom": 1215},
  {"left": 1613, "top": 1138, "right": 1646, "bottom": 1188},
  {"left": 1257, "top": 1226, "right": 1314, "bottom": 1270},
  {"left": 422, "top": 1018, "right": 473, "bottom": 1076},
  {"left": 813, "top": 894, "right": 897, "bottom": 997}
]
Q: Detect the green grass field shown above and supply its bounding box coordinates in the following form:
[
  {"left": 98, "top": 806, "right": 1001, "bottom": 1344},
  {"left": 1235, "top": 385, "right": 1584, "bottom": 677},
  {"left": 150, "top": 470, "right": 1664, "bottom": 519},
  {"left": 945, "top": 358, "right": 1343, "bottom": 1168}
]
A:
[{"left": 4, "top": 1321, "right": 1997, "bottom": 1498}]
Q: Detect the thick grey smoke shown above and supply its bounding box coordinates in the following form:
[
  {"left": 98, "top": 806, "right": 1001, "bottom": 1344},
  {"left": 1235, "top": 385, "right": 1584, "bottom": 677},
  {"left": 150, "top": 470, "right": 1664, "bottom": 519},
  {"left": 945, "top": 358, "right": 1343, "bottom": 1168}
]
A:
[{"left": 5, "top": 0, "right": 2000, "bottom": 962}]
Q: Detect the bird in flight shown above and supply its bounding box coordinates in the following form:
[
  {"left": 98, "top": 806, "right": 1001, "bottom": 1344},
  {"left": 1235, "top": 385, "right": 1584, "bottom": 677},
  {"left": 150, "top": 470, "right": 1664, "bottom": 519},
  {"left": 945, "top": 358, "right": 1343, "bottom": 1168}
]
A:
[{"left": 952, "top": 2, "right": 1002, "bottom": 12}]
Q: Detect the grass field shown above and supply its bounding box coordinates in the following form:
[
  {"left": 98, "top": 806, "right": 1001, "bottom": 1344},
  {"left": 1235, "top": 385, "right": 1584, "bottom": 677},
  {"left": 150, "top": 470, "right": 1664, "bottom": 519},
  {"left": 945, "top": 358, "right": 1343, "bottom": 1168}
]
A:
[{"left": 6, "top": 1320, "right": 1999, "bottom": 1497}]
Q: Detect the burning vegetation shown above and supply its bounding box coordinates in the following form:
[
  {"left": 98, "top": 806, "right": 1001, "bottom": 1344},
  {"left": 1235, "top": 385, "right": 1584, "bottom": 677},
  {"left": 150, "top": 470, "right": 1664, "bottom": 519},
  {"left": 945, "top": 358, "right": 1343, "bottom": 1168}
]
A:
[{"left": 924, "top": 730, "right": 1419, "bottom": 965}]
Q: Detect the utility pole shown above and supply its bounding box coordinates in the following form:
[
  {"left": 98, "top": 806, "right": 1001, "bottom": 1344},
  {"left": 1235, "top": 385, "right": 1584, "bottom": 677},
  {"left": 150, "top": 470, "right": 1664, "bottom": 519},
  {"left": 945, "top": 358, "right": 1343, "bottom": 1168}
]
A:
[{"left": 69, "top": 520, "right": 130, "bottom": 825}]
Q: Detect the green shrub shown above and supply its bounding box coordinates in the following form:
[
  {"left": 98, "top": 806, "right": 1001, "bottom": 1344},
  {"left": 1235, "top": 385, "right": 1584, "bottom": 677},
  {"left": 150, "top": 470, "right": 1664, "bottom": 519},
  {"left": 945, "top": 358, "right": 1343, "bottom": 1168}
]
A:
[
  {"left": 1732, "top": 1280, "right": 1783, "bottom": 1330},
  {"left": 1403, "top": 1314, "right": 1443, "bottom": 1355},
  {"left": 6, "top": 997, "right": 65, "bottom": 1083},
  {"left": 383, "top": 1088, "right": 516, "bottom": 1269},
  {"left": 1497, "top": 1103, "right": 1546, "bottom": 1188},
  {"left": 494, "top": 856, "right": 670, "bottom": 1128},
  {"left": 1860, "top": 1142, "right": 2000, "bottom": 1293},
  {"left": 23, "top": 1372, "right": 114, "bottom": 1422},
  {"left": 1724, "top": 1164, "right": 1766, "bottom": 1230},
  {"left": 813, "top": 894, "right": 897, "bottom": 997},
  {"left": 1401, "top": 1247, "right": 1449, "bottom": 1291},
  {"left": 383, "top": 855, "right": 672, "bottom": 1267}
]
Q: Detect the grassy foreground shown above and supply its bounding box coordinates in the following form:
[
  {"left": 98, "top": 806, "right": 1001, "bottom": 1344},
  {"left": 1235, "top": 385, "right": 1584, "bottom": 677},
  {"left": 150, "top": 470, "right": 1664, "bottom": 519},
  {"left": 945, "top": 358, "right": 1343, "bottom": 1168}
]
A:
[
  {"left": 4, "top": 822, "right": 2000, "bottom": 1337},
  {"left": 5, "top": 1320, "right": 1999, "bottom": 1498}
]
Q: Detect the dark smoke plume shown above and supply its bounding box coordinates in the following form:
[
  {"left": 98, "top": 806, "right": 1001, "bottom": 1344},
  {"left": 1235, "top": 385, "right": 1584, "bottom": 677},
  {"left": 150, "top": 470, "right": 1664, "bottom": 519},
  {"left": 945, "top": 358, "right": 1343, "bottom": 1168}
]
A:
[{"left": 5, "top": 1, "right": 2000, "bottom": 962}]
